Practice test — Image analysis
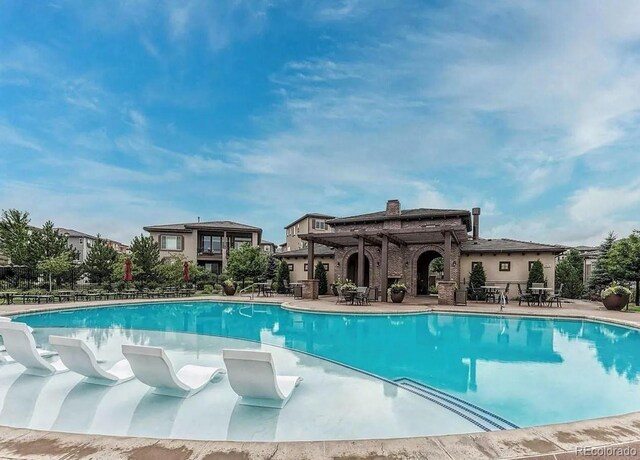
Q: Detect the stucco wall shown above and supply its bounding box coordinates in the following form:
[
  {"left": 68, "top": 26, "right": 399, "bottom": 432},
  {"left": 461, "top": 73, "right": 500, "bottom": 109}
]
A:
[
  {"left": 285, "top": 216, "right": 333, "bottom": 251},
  {"left": 149, "top": 231, "right": 198, "bottom": 261},
  {"left": 282, "top": 256, "right": 335, "bottom": 286},
  {"left": 459, "top": 252, "right": 557, "bottom": 291}
]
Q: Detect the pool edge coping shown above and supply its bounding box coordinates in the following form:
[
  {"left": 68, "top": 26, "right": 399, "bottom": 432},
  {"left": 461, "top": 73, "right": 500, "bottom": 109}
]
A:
[{"left": 1, "top": 296, "right": 640, "bottom": 459}]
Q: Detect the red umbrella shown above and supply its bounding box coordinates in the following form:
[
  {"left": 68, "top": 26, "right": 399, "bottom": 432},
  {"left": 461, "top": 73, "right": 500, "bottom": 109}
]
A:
[
  {"left": 124, "top": 258, "right": 133, "bottom": 282},
  {"left": 182, "top": 261, "right": 190, "bottom": 283}
]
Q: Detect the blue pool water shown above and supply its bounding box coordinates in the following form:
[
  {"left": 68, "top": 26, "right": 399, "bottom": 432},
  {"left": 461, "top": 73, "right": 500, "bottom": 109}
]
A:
[{"left": 15, "top": 301, "right": 640, "bottom": 428}]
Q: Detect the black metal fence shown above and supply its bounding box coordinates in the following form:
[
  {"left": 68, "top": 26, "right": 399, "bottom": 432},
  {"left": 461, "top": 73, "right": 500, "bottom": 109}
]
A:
[{"left": 0, "top": 266, "right": 88, "bottom": 291}]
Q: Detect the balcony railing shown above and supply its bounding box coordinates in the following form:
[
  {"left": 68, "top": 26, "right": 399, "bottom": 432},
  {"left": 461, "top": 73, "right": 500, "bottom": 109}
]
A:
[{"left": 197, "top": 248, "right": 223, "bottom": 256}]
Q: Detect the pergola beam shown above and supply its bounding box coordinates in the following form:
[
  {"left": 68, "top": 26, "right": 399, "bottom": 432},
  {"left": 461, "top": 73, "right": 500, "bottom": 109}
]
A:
[
  {"left": 300, "top": 234, "right": 346, "bottom": 248},
  {"left": 356, "top": 233, "right": 382, "bottom": 247},
  {"left": 378, "top": 232, "right": 407, "bottom": 247}
]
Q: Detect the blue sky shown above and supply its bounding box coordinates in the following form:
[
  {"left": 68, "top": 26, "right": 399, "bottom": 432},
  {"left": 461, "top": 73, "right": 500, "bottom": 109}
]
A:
[{"left": 1, "top": 1, "right": 639, "bottom": 246}]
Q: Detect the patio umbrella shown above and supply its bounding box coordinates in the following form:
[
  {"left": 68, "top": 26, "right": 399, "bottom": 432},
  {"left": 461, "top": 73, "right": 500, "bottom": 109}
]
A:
[
  {"left": 182, "top": 261, "right": 190, "bottom": 283},
  {"left": 124, "top": 258, "right": 133, "bottom": 282}
]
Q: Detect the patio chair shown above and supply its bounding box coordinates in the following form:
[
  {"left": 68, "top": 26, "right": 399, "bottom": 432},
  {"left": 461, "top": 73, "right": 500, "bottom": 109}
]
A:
[
  {"left": 517, "top": 283, "right": 534, "bottom": 306},
  {"left": 122, "top": 344, "right": 225, "bottom": 398},
  {"left": 355, "top": 287, "right": 370, "bottom": 305},
  {"left": 547, "top": 283, "right": 563, "bottom": 308},
  {"left": 283, "top": 280, "right": 293, "bottom": 296},
  {"left": 0, "top": 321, "right": 68, "bottom": 376},
  {"left": 335, "top": 286, "right": 346, "bottom": 304},
  {"left": 49, "top": 336, "right": 134, "bottom": 386},
  {"left": 293, "top": 285, "right": 303, "bottom": 300},
  {"left": 503, "top": 283, "right": 511, "bottom": 304},
  {"left": 223, "top": 349, "right": 302, "bottom": 409},
  {"left": 264, "top": 280, "right": 273, "bottom": 297},
  {"left": 485, "top": 286, "right": 497, "bottom": 304},
  {"left": 468, "top": 283, "right": 483, "bottom": 301}
]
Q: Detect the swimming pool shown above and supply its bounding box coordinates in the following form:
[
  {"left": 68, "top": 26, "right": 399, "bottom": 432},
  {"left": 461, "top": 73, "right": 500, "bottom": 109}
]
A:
[{"left": 11, "top": 301, "right": 640, "bottom": 438}]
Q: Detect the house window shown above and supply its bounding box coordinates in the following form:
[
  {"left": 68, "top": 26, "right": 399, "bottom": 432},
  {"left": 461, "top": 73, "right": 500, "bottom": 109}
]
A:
[
  {"left": 200, "top": 235, "right": 222, "bottom": 254},
  {"left": 304, "top": 263, "right": 308, "bottom": 271},
  {"left": 230, "top": 234, "right": 252, "bottom": 249},
  {"left": 288, "top": 264, "right": 294, "bottom": 271},
  {"left": 471, "top": 261, "right": 482, "bottom": 270},
  {"left": 323, "top": 263, "right": 329, "bottom": 271},
  {"left": 528, "top": 261, "right": 536, "bottom": 271},
  {"left": 499, "top": 261, "right": 511, "bottom": 272},
  {"left": 160, "top": 235, "right": 183, "bottom": 251},
  {"left": 313, "top": 219, "right": 326, "bottom": 230}
]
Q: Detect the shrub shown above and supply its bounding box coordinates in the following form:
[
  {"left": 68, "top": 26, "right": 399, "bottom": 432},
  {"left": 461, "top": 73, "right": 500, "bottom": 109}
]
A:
[
  {"left": 276, "top": 260, "right": 290, "bottom": 293},
  {"left": 601, "top": 282, "right": 632, "bottom": 299},
  {"left": 468, "top": 263, "right": 486, "bottom": 300},
  {"left": 202, "top": 284, "right": 214, "bottom": 294},
  {"left": 388, "top": 281, "right": 407, "bottom": 294}
]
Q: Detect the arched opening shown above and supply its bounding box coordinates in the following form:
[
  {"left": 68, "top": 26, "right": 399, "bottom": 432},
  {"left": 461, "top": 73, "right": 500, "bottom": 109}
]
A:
[
  {"left": 346, "top": 253, "right": 370, "bottom": 286},
  {"left": 416, "top": 251, "right": 443, "bottom": 295}
]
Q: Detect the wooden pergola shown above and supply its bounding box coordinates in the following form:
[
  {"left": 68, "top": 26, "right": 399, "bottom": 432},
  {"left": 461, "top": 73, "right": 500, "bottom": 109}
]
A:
[{"left": 300, "top": 225, "right": 468, "bottom": 301}]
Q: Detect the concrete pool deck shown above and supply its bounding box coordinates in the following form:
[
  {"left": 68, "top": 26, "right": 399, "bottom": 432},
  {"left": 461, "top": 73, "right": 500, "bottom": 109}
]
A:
[{"left": 1, "top": 294, "right": 640, "bottom": 459}]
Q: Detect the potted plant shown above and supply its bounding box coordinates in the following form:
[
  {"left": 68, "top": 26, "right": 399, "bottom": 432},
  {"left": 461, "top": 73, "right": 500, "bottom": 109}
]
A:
[
  {"left": 601, "top": 282, "right": 631, "bottom": 311},
  {"left": 388, "top": 282, "right": 407, "bottom": 303},
  {"left": 222, "top": 279, "right": 236, "bottom": 296}
]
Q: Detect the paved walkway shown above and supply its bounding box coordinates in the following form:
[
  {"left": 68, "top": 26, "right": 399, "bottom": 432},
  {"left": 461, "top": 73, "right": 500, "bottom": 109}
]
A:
[{"left": 1, "top": 294, "right": 640, "bottom": 459}]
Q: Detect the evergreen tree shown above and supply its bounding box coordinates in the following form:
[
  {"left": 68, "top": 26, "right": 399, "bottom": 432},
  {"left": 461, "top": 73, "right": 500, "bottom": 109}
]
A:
[
  {"left": 276, "top": 259, "right": 290, "bottom": 293},
  {"left": 430, "top": 257, "right": 444, "bottom": 275},
  {"left": 84, "top": 235, "right": 119, "bottom": 285},
  {"left": 265, "top": 255, "right": 278, "bottom": 281},
  {"left": 528, "top": 260, "right": 545, "bottom": 287},
  {"left": 468, "top": 263, "right": 486, "bottom": 300},
  {"left": 555, "top": 249, "right": 584, "bottom": 298},
  {"left": 0, "top": 209, "right": 31, "bottom": 265},
  {"left": 588, "top": 232, "right": 616, "bottom": 294},
  {"left": 28, "top": 221, "right": 79, "bottom": 266},
  {"left": 130, "top": 234, "right": 160, "bottom": 285},
  {"left": 315, "top": 260, "right": 328, "bottom": 295},
  {"left": 607, "top": 231, "right": 640, "bottom": 306}
]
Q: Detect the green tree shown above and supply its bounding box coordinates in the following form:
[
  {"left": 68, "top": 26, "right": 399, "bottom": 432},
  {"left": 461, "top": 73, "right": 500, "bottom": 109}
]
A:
[
  {"left": 37, "top": 254, "right": 72, "bottom": 291},
  {"left": 555, "top": 249, "right": 584, "bottom": 298},
  {"left": 468, "top": 263, "right": 486, "bottom": 300},
  {"left": 84, "top": 235, "right": 118, "bottom": 285},
  {"left": 315, "top": 260, "right": 328, "bottom": 295},
  {"left": 430, "top": 257, "right": 444, "bottom": 275},
  {"left": 588, "top": 232, "right": 616, "bottom": 294},
  {"left": 29, "top": 221, "right": 79, "bottom": 266},
  {"left": 265, "top": 255, "right": 278, "bottom": 281},
  {"left": 130, "top": 234, "right": 160, "bottom": 285},
  {"left": 155, "top": 256, "right": 212, "bottom": 287},
  {"left": 606, "top": 231, "right": 640, "bottom": 306},
  {"left": 276, "top": 259, "right": 290, "bottom": 293},
  {"left": 528, "top": 260, "right": 546, "bottom": 287},
  {"left": 0, "top": 209, "right": 31, "bottom": 265},
  {"left": 225, "top": 243, "right": 267, "bottom": 285}
]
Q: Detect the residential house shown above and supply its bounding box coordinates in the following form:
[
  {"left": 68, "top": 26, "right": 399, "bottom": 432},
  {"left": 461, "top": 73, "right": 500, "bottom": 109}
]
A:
[
  {"left": 143, "top": 220, "right": 262, "bottom": 274},
  {"left": 275, "top": 244, "right": 335, "bottom": 286},
  {"left": 55, "top": 228, "right": 97, "bottom": 263},
  {"left": 284, "top": 213, "right": 334, "bottom": 252},
  {"left": 259, "top": 240, "right": 277, "bottom": 254}
]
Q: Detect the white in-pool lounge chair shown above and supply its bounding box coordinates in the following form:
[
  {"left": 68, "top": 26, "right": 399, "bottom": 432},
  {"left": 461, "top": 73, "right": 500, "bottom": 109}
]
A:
[
  {"left": 122, "top": 344, "right": 225, "bottom": 398},
  {"left": 223, "top": 349, "right": 302, "bottom": 409},
  {"left": 49, "top": 336, "right": 134, "bottom": 386},
  {"left": 0, "top": 321, "right": 67, "bottom": 376},
  {"left": 0, "top": 318, "right": 56, "bottom": 364}
]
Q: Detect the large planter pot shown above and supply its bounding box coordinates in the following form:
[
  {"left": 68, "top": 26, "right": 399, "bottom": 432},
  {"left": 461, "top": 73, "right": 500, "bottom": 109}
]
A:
[
  {"left": 223, "top": 284, "right": 236, "bottom": 296},
  {"left": 390, "top": 291, "right": 406, "bottom": 303},
  {"left": 602, "top": 294, "right": 629, "bottom": 311}
]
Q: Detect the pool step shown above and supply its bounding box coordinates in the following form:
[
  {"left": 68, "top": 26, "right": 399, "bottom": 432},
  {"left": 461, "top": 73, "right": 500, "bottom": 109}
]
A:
[{"left": 394, "top": 378, "right": 519, "bottom": 432}]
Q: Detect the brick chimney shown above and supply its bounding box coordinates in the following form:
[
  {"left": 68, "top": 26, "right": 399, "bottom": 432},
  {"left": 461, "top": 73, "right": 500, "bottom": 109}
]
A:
[
  {"left": 386, "top": 199, "right": 401, "bottom": 216},
  {"left": 472, "top": 207, "right": 481, "bottom": 240}
]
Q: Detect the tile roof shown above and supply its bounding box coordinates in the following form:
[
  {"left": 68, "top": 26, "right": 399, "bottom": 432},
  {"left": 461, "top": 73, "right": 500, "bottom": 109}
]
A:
[
  {"left": 275, "top": 244, "right": 335, "bottom": 258},
  {"left": 285, "top": 213, "right": 335, "bottom": 229},
  {"left": 144, "top": 220, "right": 261, "bottom": 233},
  {"left": 54, "top": 228, "right": 96, "bottom": 239},
  {"left": 329, "top": 208, "right": 471, "bottom": 226},
  {"left": 461, "top": 238, "right": 567, "bottom": 253}
]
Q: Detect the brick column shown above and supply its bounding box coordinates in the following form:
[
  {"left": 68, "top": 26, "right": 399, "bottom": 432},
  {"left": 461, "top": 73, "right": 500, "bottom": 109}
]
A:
[
  {"left": 438, "top": 280, "right": 456, "bottom": 305},
  {"left": 357, "top": 237, "right": 365, "bottom": 286},
  {"left": 380, "top": 235, "right": 389, "bottom": 302}
]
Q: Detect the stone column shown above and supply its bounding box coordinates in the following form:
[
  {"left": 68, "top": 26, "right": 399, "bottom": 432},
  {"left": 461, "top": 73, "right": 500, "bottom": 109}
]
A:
[
  {"left": 357, "top": 237, "right": 365, "bottom": 286},
  {"left": 307, "top": 242, "right": 315, "bottom": 280},
  {"left": 438, "top": 280, "right": 456, "bottom": 305},
  {"left": 301, "top": 279, "right": 319, "bottom": 299},
  {"left": 444, "top": 230, "right": 452, "bottom": 281},
  {"left": 222, "top": 231, "right": 228, "bottom": 270},
  {"left": 380, "top": 235, "right": 389, "bottom": 302}
]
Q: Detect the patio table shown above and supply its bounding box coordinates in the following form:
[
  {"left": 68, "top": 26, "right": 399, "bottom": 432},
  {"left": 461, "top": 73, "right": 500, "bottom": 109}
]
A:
[
  {"left": 481, "top": 286, "right": 503, "bottom": 303},
  {"left": 529, "top": 287, "right": 553, "bottom": 306},
  {"left": 255, "top": 282, "right": 271, "bottom": 297}
]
